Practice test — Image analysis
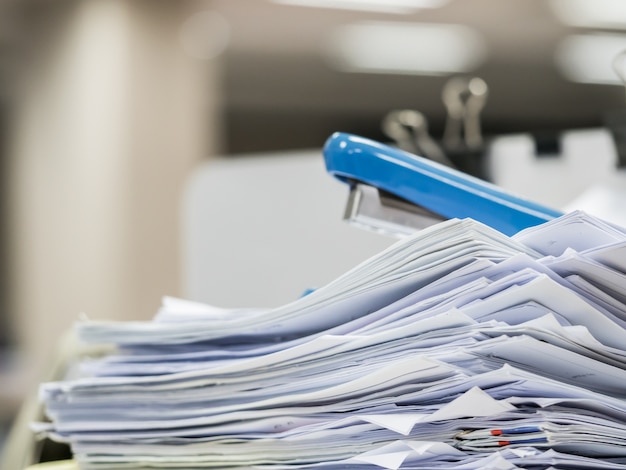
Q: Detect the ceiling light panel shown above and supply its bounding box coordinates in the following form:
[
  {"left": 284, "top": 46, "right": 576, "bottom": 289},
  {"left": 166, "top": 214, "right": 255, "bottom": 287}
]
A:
[
  {"left": 556, "top": 33, "right": 626, "bottom": 85},
  {"left": 272, "top": 0, "right": 450, "bottom": 15},
  {"left": 550, "top": 0, "right": 626, "bottom": 29},
  {"left": 327, "top": 22, "right": 487, "bottom": 76}
]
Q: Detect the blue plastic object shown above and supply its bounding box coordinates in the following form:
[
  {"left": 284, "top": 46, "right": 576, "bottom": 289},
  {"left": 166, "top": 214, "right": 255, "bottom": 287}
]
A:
[{"left": 323, "top": 132, "right": 563, "bottom": 236}]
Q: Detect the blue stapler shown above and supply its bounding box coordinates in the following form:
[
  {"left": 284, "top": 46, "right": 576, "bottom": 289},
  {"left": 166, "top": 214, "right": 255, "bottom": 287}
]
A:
[{"left": 323, "top": 132, "right": 563, "bottom": 237}]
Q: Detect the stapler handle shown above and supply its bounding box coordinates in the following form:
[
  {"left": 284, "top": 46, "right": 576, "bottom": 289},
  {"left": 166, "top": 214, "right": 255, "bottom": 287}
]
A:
[{"left": 323, "top": 132, "right": 563, "bottom": 236}]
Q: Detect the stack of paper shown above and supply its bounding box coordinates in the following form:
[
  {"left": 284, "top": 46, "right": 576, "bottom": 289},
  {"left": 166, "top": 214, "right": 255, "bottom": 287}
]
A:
[{"left": 37, "top": 211, "right": 626, "bottom": 469}]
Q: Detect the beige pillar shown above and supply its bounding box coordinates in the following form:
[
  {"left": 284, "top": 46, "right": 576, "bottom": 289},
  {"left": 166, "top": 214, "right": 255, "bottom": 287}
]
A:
[{"left": 6, "top": 0, "right": 222, "bottom": 380}]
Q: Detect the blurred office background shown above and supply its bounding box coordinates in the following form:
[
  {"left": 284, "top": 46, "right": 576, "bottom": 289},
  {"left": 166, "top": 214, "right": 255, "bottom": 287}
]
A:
[{"left": 1, "top": 0, "right": 626, "bottom": 450}]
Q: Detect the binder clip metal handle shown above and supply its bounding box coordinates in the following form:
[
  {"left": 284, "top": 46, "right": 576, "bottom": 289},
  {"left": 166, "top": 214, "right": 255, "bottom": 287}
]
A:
[
  {"left": 324, "top": 132, "right": 563, "bottom": 237},
  {"left": 442, "top": 76, "right": 488, "bottom": 152},
  {"left": 382, "top": 109, "right": 455, "bottom": 169},
  {"left": 607, "top": 49, "right": 626, "bottom": 168}
]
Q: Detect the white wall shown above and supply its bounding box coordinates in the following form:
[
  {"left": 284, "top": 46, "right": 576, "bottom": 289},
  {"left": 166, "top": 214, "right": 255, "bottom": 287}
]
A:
[{"left": 183, "top": 150, "right": 394, "bottom": 308}]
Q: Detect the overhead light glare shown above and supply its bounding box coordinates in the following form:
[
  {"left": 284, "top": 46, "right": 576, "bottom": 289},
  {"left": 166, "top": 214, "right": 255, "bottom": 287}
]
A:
[
  {"left": 555, "top": 33, "right": 626, "bottom": 85},
  {"left": 272, "top": 0, "right": 450, "bottom": 15},
  {"left": 550, "top": 0, "right": 626, "bottom": 29},
  {"left": 327, "top": 22, "right": 487, "bottom": 76}
]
